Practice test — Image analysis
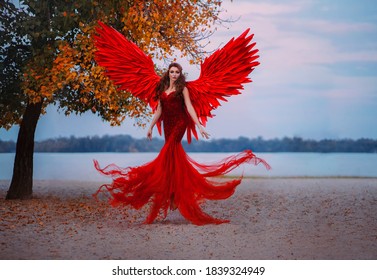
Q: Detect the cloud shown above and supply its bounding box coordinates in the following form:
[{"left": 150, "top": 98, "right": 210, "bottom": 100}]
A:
[
  {"left": 221, "top": 1, "right": 306, "bottom": 17},
  {"left": 200, "top": 0, "right": 377, "bottom": 140},
  {"left": 293, "top": 19, "right": 376, "bottom": 34}
]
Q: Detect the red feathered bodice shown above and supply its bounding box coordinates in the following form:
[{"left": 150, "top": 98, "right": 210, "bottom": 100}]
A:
[{"left": 160, "top": 91, "right": 189, "bottom": 143}]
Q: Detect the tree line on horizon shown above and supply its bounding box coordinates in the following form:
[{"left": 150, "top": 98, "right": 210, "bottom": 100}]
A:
[{"left": 1, "top": 135, "right": 377, "bottom": 153}]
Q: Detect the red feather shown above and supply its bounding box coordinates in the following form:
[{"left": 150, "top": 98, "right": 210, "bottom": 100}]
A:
[
  {"left": 186, "top": 28, "right": 260, "bottom": 142},
  {"left": 94, "top": 22, "right": 259, "bottom": 142},
  {"left": 94, "top": 21, "right": 160, "bottom": 109}
]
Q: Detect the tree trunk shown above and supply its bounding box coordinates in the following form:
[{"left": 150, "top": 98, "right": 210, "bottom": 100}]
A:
[{"left": 6, "top": 100, "right": 43, "bottom": 200}]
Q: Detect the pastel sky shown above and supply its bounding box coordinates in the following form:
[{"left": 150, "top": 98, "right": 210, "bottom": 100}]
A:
[{"left": 1, "top": 0, "right": 377, "bottom": 141}]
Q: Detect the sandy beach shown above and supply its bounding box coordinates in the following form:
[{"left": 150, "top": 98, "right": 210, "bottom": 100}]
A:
[{"left": 0, "top": 178, "right": 376, "bottom": 260}]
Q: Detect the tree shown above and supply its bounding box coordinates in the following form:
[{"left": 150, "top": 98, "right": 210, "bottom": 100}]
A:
[{"left": 0, "top": 0, "right": 225, "bottom": 199}]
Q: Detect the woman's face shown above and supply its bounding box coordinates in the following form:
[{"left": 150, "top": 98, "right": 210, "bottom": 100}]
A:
[{"left": 169, "top": 66, "right": 180, "bottom": 82}]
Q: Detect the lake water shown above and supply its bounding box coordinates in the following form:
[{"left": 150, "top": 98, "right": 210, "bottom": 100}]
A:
[{"left": 1, "top": 152, "right": 377, "bottom": 181}]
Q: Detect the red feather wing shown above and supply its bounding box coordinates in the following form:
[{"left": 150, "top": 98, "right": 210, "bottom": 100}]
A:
[
  {"left": 185, "top": 29, "right": 260, "bottom": 142},
  {"left": 94, "top": 21, "right": 160, "bottom": 108}
]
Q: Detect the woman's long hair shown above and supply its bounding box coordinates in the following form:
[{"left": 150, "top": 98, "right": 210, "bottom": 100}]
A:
[{"left": 155, "top": 62, "right": 186, "bottom": 100}]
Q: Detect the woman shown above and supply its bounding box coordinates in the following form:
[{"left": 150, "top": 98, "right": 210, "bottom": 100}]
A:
[
  {"left": 147, "top": 63, "right": 210, "bottom": 142},
  {"left": 93, "top": 22, "right": 270, "bottom": 225}
]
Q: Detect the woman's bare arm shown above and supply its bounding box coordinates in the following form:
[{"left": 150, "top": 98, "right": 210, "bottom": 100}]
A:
[
  {"left": 183, "top": 87, "right": 210, "bottom": 139},
  {"left": 147, "top": 101, "right": 162, "bottom": 140}
]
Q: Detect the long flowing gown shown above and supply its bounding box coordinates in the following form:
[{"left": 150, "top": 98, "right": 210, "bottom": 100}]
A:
[{"left": 94, "top": 91, "right": 270, "bottom": 225}]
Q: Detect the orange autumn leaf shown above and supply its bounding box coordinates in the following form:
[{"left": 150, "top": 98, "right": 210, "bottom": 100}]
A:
[{"left": 20, "top": 0, "right": 224, "bottom": 127}]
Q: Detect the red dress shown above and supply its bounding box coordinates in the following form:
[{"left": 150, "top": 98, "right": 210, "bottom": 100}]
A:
[{"left": 94, "top": 91, "right": 270, "bottom": 225}]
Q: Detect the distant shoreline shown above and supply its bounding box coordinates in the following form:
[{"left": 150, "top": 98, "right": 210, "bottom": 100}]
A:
[{"left": 1, "top": 135, "right": 377, "bottom": 153}]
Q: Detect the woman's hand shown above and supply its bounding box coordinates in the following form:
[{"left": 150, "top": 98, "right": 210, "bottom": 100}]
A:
[
  {"left": 147, "top": 127, "right": 153, "bottom": 140},
  {"left": 147, "top": 101, "right": 161, "bottom": 141},
  {"left": 199, "top": 125, "right": 210, "bottom": 139}
]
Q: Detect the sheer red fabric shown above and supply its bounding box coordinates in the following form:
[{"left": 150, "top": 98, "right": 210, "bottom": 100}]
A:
[{"left": 94, "top": 92, "right": 270, "bottom": 225}]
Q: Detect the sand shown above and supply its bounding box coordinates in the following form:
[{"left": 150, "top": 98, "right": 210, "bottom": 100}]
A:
[{"left": 0, "top": 178, "right": 376, "bottom": 260}]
